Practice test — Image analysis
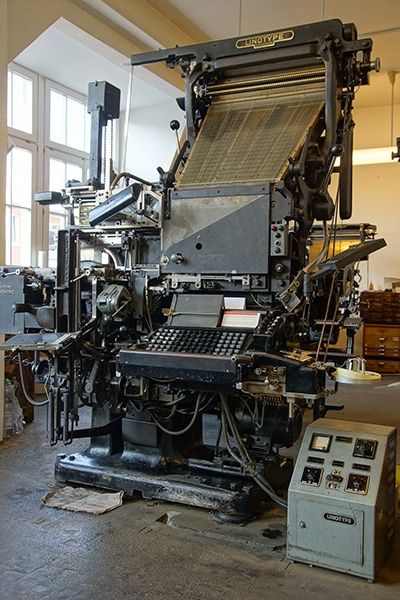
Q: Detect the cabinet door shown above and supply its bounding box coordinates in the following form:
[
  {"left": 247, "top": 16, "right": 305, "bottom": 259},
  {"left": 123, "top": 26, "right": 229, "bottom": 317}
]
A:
[{"left": 288, "top": 497, "right": 365, "bottom": 567}]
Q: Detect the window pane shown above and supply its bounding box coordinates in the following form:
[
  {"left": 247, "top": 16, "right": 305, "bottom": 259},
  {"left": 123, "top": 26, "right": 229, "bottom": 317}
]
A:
[
  {"left": 66, "top": 162, "right": 82, "bottom": 184},
  {"left": 6, "top": 147, "right": 32, "bottom": 265},
  {"left": 85, "top": 112, "right": 91, "bottom": 153},
  {"left": 48, "top": 213, "right": 67, "bottom": 268},
  {"left": 10, "top": 147, "right": 32, "bottom": 208},
  {"left": 5, "top": 206, "right": 11, "bottom": 264},
  {"left": 7, "top": 71, "right": 12, "bottom": 126},
  {"left": 8, "top": 71, "right": 33, "bottom": 134},
  {"left": 8, "top": 207, "right": 31, "bottom": 265},
  {"left": 48, "top": 157, "right": 80, "bottom": 216},
  {"left": 50, "top": 90, "right": 66, "bottom": 145},
  {"left": 49, "top": 157, "right": 66, "bottom": 192},
  {"left": 66, "top": 97, "right": 85, "bottom": 150},
  {"left": 6, "top": 151, "right": 12, "bottom": 204}
]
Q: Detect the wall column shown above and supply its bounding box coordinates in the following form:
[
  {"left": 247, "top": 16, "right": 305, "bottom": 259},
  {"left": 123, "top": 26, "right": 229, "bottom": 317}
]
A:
[{"left": 0, "top": 0, "right": 8, "bottom": 441}]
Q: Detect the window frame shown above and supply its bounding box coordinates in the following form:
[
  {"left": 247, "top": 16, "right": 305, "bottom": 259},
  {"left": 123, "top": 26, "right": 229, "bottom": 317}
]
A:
[
  {"left": 44, "top": 147, "right": 86, "bottom": 191},
  {"left": 7, "top": 63, "right": 38, "bottom": 143},
  {"left": 5, "top": 137, "right": 37, "bottom": 265},
  {"left": 44, "top": 78, "right": 90, "bottom": 159},
  {"left": 6, "top": 63, "right": 91, "bottom": 268}
]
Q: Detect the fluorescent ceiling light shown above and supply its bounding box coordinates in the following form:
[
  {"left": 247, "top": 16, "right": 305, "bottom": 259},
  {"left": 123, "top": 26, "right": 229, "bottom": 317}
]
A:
[
  {"left": 352, "top": 146, "right": 397, "bottom": 166},
  {"left": 334, "top": 146, "right": 397, "bottom": 167}
]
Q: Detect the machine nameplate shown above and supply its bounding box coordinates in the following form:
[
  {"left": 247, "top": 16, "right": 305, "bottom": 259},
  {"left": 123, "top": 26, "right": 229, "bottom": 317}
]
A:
[
  {"left": 0, "top": 284, "right": 15, "bottom": 295},
  {"left": 236, "top": 30, "right": 294, "bottom": 50},
  {"left": 324, "top": 513, "right": 356, "bottom": 526}
]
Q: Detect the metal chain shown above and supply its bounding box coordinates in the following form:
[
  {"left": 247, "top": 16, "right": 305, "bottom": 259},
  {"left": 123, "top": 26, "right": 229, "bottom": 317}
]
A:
[
  {"left": 110, "top": 120, "right": 114, "bottom": 164},
  {"left": 102, "top": 124, "right": 107, "bottom": 185}
]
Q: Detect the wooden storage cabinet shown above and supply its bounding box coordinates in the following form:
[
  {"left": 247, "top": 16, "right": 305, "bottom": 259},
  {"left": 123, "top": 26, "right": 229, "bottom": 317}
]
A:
[
  {"left": 363, "top": 324, "right": 400, "bottom": 374},
  {"left": 364, "top": 359, "right": 400, "bottom": 374},
  {"left": 360, "top": 291, "right": 400, "bottom": 324}
]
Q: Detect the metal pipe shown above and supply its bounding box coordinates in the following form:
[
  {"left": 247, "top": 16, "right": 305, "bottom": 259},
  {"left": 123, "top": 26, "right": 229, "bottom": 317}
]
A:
[{"left": 121, "top": 66, "right": 134, "bottom": 172}]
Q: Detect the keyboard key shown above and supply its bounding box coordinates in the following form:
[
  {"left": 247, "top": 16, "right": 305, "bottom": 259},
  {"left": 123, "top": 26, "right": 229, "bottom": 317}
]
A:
[{"left": 145, "top": 327, "right": 247, "bottom": 355}]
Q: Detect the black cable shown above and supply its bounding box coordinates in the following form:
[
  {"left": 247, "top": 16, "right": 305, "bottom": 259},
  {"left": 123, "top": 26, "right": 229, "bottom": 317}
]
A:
[
  {"left": 214, "top": 419, "right": 223, "bottom": 455},
  {"left": 149, "top": 393, "right": 202, "bottom": 436},
  {"left": 18, "top": 355, "right": 49, "bottom": 407},
  {"left": 220, "top": 395, "right": 287, "bottom": 509}
]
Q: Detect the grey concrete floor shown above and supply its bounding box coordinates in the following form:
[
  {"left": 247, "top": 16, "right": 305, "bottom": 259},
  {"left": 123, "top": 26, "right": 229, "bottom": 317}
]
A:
[{"left": 1, "top": 378, "right": 400, "bottom": 600}]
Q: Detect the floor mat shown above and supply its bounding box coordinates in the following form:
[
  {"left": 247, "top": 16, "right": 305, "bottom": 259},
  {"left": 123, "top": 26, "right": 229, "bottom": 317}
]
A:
[{"left": 42, "top": 486, "right": 123, "bottom": 515}]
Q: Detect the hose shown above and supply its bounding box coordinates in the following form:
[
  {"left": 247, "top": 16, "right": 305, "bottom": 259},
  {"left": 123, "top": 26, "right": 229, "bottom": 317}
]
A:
[
  {"left": 18, "top": 355, "right": 49, "bottom": 407},
  {"left": 220, "top": 395, "right": 287, "bottom": 510},
  {"left": 149, "top": 393, "right": 202, "bottom": 436},
  {"left": 110, "top": 171, "right": 151, "bottom": 192}
]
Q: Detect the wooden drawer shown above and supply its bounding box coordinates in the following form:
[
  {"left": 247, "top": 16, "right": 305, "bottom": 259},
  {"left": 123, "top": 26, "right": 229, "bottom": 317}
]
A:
[
  {"left": 360, "top": 292, "right": 400, "bottom": 324},
  {"left": 364, "top": 324, "right": 400, "bottom": 338},
  {"left": 364, "top": 346, "right": 400, "bottom": 358},
  {"left": 365, "top": 359, "right": 400, "bottom": 374},
  {"left": 363, "top": 325, "right": 400, "bottom": 352}
]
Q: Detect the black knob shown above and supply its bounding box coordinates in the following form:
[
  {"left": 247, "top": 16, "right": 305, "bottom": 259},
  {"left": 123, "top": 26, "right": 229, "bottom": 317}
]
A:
[
  {"left": 170, "top": 253, "right": 183, "bottom": 264},
  {"left": 331, "top": 144, "right": 343, "bottom": 156},
  {"left": 170, "top": 120, "right": 180, "bottom": 131}
]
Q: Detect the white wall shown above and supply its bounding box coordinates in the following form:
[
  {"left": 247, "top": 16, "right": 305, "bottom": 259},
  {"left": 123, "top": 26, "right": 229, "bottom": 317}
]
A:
[
  {"left": 352, "top": 163, "right": 399, "bottom": 290},
  {"left": 123, "top": 98, "right": 184, "bottom": 182},
  {"left": 353, "top": 104, "right": 400, "bottom": 149},
  {"left": 350, "top": 103, "right": 400, "bottom": 290}
]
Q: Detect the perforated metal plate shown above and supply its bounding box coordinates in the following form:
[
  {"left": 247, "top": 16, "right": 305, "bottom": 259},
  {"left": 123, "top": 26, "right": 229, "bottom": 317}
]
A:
[{"left": 178, "top": 94, "right": 323, "bottom": 188}]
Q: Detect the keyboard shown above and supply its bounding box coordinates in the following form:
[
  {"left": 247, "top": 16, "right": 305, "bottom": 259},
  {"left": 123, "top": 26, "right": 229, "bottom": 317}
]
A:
[
  {"left": 145, "top": 327, "right": 247, "bottom": 356},
  {"left": 343, "top": 316, "right": 363, "bottom": 329}
]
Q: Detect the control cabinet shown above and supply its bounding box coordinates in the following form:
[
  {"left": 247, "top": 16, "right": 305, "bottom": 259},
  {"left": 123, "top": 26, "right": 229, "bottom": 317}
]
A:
[{"left": 287, "top": 419, "right": 397, "bottom": 580}]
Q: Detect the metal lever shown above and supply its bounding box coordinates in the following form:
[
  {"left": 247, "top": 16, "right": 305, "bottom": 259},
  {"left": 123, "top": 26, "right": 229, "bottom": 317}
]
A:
[{"left": 170, "top": 119, "right": 181, "bottom": 151}]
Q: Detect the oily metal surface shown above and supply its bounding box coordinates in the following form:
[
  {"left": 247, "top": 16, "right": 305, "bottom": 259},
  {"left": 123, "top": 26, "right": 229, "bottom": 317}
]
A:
[{"left": 178, "top": 94, "right": 323, "bottom": 188}]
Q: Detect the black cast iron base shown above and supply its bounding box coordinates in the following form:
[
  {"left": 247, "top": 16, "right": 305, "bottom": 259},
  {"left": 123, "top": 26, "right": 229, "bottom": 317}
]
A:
[{"left": 54, "top": 450, "right": 292, "bottom": 521}]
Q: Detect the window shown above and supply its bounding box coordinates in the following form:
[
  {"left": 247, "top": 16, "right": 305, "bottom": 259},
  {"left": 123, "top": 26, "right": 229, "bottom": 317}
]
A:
[
  {"left": 6, "top": 65, "right": 36, "bottom": 266},
  {"left": 44, "top": 81, "right": 90, "bottom": 266},
  {"left": 6, "top": 146, "right": 33, "bottom": 265},
  {"left": 7, "top": 68, "right": 33, "bottom": 134},
  {"left": 6, "top": 64, "right": 92, "bottom": 268},
  {"left": 47, "top": 155, "right": 83, "bottom": 267},
  {"left": 48, "top": 83, "right": 90, "bottom": 153}
]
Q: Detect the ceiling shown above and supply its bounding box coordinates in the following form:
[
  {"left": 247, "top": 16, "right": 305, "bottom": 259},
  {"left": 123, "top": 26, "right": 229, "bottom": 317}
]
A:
[
  {"left": 146, "top": 0, "right": 400, "bottom": 107},
  {"left": 15, "top": 21, "right": 180, "bottom": 109},
  {"left": 14, "top": 0, "right": 400, "bottom": 109}
]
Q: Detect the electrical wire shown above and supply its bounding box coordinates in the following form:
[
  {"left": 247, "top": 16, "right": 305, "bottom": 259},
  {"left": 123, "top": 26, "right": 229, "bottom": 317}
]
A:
[
  {"left": 220, "top": 395, "right": 287, "bottom": 509},
  {"left": 109, "top": 171, "right": 151, "bottom": 192},
  {"left": 322, "top": 298, "right": 340, "bottom": 363},
  {"left": 221, "top": 412, "right": 287, "bottom": 510},
  {"left": 149, "top": 393, "right": 202, "bottom": 436},
  {"left": 250, "top": 293, "right": 270, "bottom": 309},
  {"left": 17, "top": 354, "right": 49, "bottom": 407},
  {"left": 214, "top": 419, "right": 223, "bottom": 456},
  {"left": 315, "top": 272, "right": 338, "bottom": 362}
]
